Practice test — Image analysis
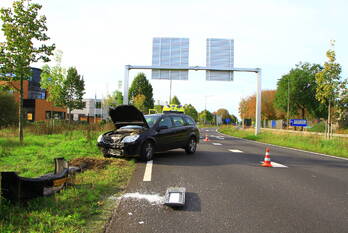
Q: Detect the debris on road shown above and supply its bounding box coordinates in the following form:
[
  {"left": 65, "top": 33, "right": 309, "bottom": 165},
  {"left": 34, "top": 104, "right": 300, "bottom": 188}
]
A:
[
  {"left": 119, "top": 192, "right": 164, "bottom": 205},
  {"left": 164, "top": 187, "right": 186, "bottom": 207}
]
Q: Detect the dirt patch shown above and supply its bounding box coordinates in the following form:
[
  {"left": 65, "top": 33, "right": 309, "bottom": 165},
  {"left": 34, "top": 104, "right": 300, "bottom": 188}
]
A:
[{"left": 69, "top": 157, "right": 128, "bottom": 170}]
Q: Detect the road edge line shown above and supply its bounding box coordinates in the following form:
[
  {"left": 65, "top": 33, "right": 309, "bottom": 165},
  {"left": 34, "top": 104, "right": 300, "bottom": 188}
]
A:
[{"left": 216, "top": 129, "right": 348, "bottom": 161}]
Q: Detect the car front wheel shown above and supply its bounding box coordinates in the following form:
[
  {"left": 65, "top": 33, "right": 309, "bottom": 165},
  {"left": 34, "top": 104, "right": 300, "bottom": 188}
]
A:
[
  {"left": 185, "top": 137, "right": 197, "bottom": 154},
  {"left": 140, "top": 141, "right": 154, "bottom": 161}
]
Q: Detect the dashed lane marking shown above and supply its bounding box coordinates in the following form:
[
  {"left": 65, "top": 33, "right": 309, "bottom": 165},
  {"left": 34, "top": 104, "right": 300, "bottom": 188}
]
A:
[
  {"left": 229, "top": 149, "right": 243, "bottom": 153},
  {"left": 143, "top": 160, "right": 153, "bottom": 182},
  {"left": 212, "top": 143, "right": 222, "bottom": 146}
]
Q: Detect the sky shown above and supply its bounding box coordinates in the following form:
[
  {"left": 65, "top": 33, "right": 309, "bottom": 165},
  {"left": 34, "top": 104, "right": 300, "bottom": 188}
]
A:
[{"left": 1, "top": 0, "right": 348, "bottom": 118}]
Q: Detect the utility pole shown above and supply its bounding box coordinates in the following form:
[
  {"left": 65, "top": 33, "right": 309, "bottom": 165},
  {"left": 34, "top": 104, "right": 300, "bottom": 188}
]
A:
[
  {"left": 169, "top": 76, "right": 172, "bottom": 104},
  {"left": 204, "top": 96, "right": 208, "bottom": 125},
  {"left": 287, "top": 76, "right": 290, "bottom": 130}
]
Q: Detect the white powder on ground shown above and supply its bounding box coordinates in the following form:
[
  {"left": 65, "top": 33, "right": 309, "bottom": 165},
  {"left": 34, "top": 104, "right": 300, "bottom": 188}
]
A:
[{"left": 119, "top": 192, "right": 164, "bottom": 204}]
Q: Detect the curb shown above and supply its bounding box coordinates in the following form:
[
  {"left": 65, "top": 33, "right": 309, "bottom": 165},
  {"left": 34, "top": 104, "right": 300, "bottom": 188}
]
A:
[{"left": 216, "top": 128, "right": 348, "bottom": 161}]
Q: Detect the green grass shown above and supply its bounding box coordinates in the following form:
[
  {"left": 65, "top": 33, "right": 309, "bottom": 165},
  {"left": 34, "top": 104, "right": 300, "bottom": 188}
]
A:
[
  {"left": 0, "top": 129, "right": 135, "bottom": 233},
  {"left": 219, "top": 126, "right": 348, "bottom": 158}
]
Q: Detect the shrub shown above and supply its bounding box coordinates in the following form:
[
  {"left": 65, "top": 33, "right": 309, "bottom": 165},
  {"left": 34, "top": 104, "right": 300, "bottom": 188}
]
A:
[{"left": 0, "top": 91, "right": 18, "bottom": 127}]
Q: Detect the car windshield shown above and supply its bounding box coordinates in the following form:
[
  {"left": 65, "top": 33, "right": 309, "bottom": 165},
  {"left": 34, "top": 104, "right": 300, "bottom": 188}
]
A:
[
  {"left": 145, "top": 115, "right": 160, "bottom": 128},
  {"left": 120, "top": 125, "right": 143, "bottom": 129}
]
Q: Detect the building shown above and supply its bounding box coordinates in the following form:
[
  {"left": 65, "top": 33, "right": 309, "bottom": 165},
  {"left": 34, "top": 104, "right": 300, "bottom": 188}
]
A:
[
  {"left": 0, "top": 67, "right": 67, "bottom": 121},
  {"left": 70, "top": 99, "right": 109, "bottom": 123}
]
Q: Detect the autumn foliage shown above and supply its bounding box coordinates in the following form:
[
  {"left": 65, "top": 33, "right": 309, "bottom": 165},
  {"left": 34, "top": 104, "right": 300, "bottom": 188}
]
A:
[{"left": 239, "top": 90, "right": 284, "bottom": 120}]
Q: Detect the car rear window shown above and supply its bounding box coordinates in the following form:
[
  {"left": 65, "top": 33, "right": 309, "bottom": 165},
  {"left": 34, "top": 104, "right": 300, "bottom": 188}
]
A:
[{"left": 172, "top": 116, "right": 185, "bottom": 127}]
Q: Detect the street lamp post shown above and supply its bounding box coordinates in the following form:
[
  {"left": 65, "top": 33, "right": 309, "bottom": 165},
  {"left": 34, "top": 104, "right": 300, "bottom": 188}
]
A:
[{"left": 287, "top": 76, "right": 290, "bottom": 130}]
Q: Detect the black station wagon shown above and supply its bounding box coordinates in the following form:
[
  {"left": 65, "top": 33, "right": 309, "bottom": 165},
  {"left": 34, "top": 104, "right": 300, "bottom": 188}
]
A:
[{"left": 97, "top": 105, "right": 200, "bottom": 161}]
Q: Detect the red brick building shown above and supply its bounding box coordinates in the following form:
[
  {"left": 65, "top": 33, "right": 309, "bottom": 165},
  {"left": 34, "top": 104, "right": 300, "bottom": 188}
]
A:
[{"left": 0, "top": 68, "right": 67, "bottom": 122}]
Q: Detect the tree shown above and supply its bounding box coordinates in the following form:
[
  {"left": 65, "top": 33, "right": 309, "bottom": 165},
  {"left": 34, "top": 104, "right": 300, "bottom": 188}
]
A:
[
  {"left": 0, "top": 0, "right": 55, "bottom": 143},
  {"left": 274, "top": 63, "right": 325, "bottom": 121},
  {"left": 216, "top": 108, "right": 230, "bottom": 123},
  {"left": 0, "top": 91, "right": 18, "bottom": 127},
  {"left": 262, "top": 90, "right": 278, "bottom": 120},
  {"left": 199, "top": 110, "right": 213, "bottom": 124},
  {"left": 336, "top": 82, "right": 348, "bottom": 128},
  {"left": 239, "top": 95, "right": 256, "bottom": 120},
  {"left": 184, "top": 104, "right": 198, "bottom": 121},
  {"left": 229, "top": 114, "right": 238, "bottom": 124},
  {"left": 239, "top": 90, "right": 281, "bottom": 120},
  {"left": 154, "top": 105, "right": 163, "bottom": 113},
  {"left": 239, "top": 98, "right": 249, "bottom": 125},
  {"left": 132, "top": 94, "right": 146, "bottom": 113},
  {"left": 128, "top": 73, "right": 154, "bottom": 112},
  {"left": 103, "top": 90, "right": 123, "bottom": 108},
  {"left": 315, "top": 41, "right": 344, "bottom": 137},
  {"left": 170, "top": 96, "right": 181, "bottom": 105},
  {"left": 62, "top": 67, "right": 85, "bottom": 122},
  {"left": 40, "top": 50, "right": 66, "bottom": 107}
]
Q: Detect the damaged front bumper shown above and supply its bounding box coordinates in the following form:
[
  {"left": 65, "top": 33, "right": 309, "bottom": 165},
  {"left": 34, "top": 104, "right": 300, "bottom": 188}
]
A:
[{"left": 97, "top": 141, "right": 141, "bottom": 158}]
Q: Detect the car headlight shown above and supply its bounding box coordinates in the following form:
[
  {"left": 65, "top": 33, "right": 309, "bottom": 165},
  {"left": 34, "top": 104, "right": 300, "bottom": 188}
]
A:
[
  {"left": 97, "top": 134, "right": 104, "bottom": 143},
  {"left": 121, "top": 135, "right": 140, "bottom": 143}
]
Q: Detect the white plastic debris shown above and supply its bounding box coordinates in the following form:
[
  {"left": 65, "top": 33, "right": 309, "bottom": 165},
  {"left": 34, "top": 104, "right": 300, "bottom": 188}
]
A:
[{"left": 119, "top": 192, "right": 164, "bottom": 204}]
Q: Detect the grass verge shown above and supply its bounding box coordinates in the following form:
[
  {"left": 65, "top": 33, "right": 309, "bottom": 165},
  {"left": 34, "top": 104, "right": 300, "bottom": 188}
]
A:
[
  {"left": 218, "top": 126, "right": 348, "bottom": 159},
  {"left": 0, "top": 130, "right": 135, "bottom": 233}
]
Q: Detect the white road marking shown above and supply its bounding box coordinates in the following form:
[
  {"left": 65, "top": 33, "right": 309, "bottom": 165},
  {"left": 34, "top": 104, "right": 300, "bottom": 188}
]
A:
[
  {"left": 213, "top": 143, "right": 222, "bottom": 145},
  {"left": 143, "top": 160, "right": 153, "bottom": 182},
  {"left": 271, "top": 162, "right": 288, "bottom": 168},
  {"left": 205, "top": 130, "right": 210, "bottom": 132},
  {"left": 259, "top": 161, "right": 288, "bottom": 168},
  {"left": 216, "top": 129, "right": 348, "bottom": 161},
  {"left": 229, "top": 149, "right": 243, "bottom": 153}
]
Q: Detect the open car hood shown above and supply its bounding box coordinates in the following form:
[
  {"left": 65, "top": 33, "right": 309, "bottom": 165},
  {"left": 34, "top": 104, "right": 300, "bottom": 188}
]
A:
[{"left": 109, "top": 105, "right": 149, "bottom": 129}]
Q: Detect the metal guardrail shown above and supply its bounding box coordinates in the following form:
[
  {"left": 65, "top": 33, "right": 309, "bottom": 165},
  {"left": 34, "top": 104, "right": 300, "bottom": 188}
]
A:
[{"left": 1, "top": 158, "right": 80, "bottom": 203}]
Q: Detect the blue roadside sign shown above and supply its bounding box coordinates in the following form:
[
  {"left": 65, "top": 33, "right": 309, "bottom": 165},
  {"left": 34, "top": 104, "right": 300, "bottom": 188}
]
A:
[
  {"left": 290, "top": 119, "right": 307, "bottom": 127},
  {"left": 225, "top": 118, "right": 231, "bottom": 124}
]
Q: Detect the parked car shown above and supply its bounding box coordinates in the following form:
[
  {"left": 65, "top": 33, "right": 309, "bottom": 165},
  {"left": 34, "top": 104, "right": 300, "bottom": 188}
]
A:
[{"left": 97, "top": 105, "right": 200, "bottom": 161}]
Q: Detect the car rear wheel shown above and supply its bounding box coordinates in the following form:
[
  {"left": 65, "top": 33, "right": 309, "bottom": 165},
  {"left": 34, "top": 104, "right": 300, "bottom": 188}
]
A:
[
  {"left": 140, "top": 141, "right": 154, "bottom": 161},
  {"left": 185, "top": 137, "right": 197, "bottom": 154}
]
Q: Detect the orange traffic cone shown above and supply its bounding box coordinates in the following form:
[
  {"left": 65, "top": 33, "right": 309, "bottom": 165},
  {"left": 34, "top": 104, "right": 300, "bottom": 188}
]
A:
[
  {"left": 261, "top": 148, "right": 272, "bottom": 167},
  {"left": 203, "top": 133, "right": 210, "bottom": 142}
]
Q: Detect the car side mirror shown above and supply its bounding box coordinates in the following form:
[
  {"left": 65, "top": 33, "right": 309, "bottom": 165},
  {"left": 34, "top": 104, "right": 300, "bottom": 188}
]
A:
[{"left": 158, "top": 125, "right": 169, "bottom": 131}]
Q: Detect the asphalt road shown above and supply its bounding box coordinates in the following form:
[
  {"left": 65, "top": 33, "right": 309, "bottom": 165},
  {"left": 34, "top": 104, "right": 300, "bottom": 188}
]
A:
[{"left": 106, "top": 128, "right": 348, "bottom": 233}]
